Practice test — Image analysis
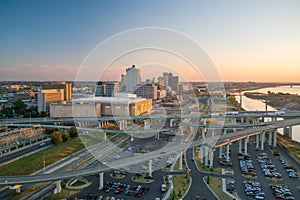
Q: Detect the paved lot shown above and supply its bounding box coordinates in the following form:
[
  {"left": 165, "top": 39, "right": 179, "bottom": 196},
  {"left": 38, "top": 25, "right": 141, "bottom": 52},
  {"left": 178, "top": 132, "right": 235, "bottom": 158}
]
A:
[{"left": 225, "top": 137, "right": 300, "bottom": 200}]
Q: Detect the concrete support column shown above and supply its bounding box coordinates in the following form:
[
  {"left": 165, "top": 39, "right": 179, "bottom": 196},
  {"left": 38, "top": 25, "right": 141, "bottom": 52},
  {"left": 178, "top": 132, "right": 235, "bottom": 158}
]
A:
[
  {"left": 268, "top": 131, "right": 272, "bottom": 146},
  {"left": 201, "top": 128, "right": 205, "bottom": 139},
  {"left": 273, "top": 129, "right": 277, "bottom": 147},
  {"left": 244, "top": 138, "right": 248, "bottom": 155},
  {"left": 233, "top": 118, "right": 237, "bottom": 132},
  {"left": 238, "top": 140, "right": 242, "bottom": 153},
  {"left": 99, "top": 172, "right": 104, "bottom": 190},
  {"left": 119, "top": 121, "right": 124, "bottom": 131},
  {"left": 199, "top": 147, "right": 204, "bottom": 164},
  {"left": 219, "top": 146, "right": 223, "bottom": 158},
  {"left": 55, "top": 180, "right": 62, "bottom": 194},
  {"left": 261, "top": 132, "right": 265, "bottom": 150},
  {"left": 144, "top": 120, "right": 147, "bottom": 130},
  {"left": 124, "top": 120, "right": 127, "bottom": 129},
  {"left": 256, "top": 134, "right": 259, "bottom": 149},
  {"left": 226, "top": 144, "right": 230, "bottom": 161},
  {"left": 16, "top": 186, "right": 21, "bottom": 193},
  {"left": 289, "top": 126, "right": 293, "bottom": 139},
  {"left": 209, "top": 149, "right": 214, "bottom": 169},
  {"left": 103, "top": 132, "right": 107, "bottom": 141},
  {"left": 170, "top": 119, "right": 174, "bottom": 128},
  {"left": 179, "top": 151, "right": 183, "bottom": 170},
  {"left": 148, "top": 160, "right": 153, "bottom": 177},
  {"left": 204, "top": 147, "right": 209, "bottom": 166}
]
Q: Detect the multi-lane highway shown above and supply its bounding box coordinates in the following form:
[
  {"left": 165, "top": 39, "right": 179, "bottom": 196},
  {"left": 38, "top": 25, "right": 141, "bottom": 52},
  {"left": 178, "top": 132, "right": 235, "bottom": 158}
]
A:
[
  {"left": 0, "top": 140, "right": 51, "bottom": 166},
  {"left": 1, "top": 117, "right": 300, "bottom": 185}
]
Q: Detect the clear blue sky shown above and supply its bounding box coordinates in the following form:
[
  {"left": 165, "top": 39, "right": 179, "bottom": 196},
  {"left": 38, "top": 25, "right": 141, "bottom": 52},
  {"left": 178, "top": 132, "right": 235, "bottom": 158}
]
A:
[{"left": 0, "top": 0, "right": 300, "bottom": 81}]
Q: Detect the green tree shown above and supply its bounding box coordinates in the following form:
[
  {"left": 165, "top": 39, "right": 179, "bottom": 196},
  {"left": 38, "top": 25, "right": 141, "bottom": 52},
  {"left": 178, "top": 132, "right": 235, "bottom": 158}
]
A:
[
  {"left": 62, "top": 132, "right": 69, "bottom": 142},
  {"left": 51, "top": 131, "right": 63, "bottom": 144},
  {"left": 69, "top": 126, "right": 78, "bottom": 139},
  {"left": 13, "top": 99, "right": 26, "bottom": 116},
  {"left": 40, "top": 111, "right": 47, "bottom": 117}
]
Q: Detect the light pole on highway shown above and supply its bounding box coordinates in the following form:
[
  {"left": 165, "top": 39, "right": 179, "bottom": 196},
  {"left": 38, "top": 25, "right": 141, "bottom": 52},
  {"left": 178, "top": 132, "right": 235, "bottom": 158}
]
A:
[{"left": 43, "top": 159, "right": 46, "bottom": 174}]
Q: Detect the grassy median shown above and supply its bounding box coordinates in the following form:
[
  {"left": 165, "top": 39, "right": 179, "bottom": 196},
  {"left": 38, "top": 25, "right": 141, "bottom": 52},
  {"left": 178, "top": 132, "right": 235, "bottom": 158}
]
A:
[
  {"left": 0, "top": 138, "right": 84, "bottom": 176},
  {"left": 205, "top": 176, "right": 239, "bottom": 200},
  {"left": 278, "top": 135, "right": 300, "bottom": 161}
]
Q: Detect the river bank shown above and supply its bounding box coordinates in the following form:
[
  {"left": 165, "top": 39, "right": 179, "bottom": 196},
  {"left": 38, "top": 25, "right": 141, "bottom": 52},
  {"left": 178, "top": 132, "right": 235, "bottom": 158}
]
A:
[{"left": 244, "top": 91, "right": 300, "bottom": 111}]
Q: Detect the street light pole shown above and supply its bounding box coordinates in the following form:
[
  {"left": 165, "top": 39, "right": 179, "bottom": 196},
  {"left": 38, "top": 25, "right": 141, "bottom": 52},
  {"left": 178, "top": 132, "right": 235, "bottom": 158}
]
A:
[{"left": 43, "top": 160, "right": 45, "bottom": 174}]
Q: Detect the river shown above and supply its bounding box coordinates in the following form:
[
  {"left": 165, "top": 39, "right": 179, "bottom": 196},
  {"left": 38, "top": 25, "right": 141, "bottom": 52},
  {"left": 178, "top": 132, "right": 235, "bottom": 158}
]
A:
[{"left": 235, "top": 85, "right": 300, "bottom": 142}]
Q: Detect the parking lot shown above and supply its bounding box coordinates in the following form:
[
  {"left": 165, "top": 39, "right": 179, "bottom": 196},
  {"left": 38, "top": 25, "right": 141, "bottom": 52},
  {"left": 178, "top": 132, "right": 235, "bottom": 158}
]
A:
[{"left": 226, "top": 138, "right": 299, "bottom": 200}]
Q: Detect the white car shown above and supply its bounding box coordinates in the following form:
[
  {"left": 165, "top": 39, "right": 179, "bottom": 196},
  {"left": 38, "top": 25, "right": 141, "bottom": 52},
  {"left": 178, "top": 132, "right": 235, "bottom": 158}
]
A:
[{"left": 113, "top": 154, "right": 120, "bottom": 159}]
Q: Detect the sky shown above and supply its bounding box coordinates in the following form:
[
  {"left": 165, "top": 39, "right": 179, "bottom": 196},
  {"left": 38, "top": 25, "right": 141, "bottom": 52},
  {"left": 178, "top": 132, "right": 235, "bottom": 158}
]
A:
[{"left": 0, "top": 0, "right": 300, "bottom": 82}]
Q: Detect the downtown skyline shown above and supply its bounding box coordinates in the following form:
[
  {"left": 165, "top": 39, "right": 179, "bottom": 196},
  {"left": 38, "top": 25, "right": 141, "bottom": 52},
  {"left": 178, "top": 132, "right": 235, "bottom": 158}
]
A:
[{"left": 0, "top": 0, "right": 300, "bottom": 82}]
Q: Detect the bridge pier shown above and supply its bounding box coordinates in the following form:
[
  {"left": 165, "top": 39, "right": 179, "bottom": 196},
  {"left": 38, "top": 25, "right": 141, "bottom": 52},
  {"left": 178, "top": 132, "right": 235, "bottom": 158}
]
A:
[
  {"left": 289, "top": 126, "right": 293, "bottom": 139},
  {"left": 201, "top": 128, "right": 205, "bottom": 139},
  {"left": 273, "top": 129, "right": 277, "bottom": 147},
  {"left": 144, "top": 120, "right": 149, "bottom": 130},
  {"left": 54, "top": 180, "right": 62, "bottom": 194},
  {"left": 233, "top": 118, "right": 237, "bottom": 132},
  {"left": 204, "top": 147, "right": 209, "bottom": 166},
  {"left": 256, "top": 134, "right": 259, "bottom": 149},
  {"left": 241, "top": 117, "right": 244, "bottom": 123},
  {"left": 209, "top": 148, "right": 214, "bottom": 169},
  {"left": 238, "top": 140, "right": 242, "bottom": 153},
  {"left": 103, "top": 132, "right": 107, "bottom": 141},
  {"left": 119, "top": 120, "right": 124, "bottom": 131},
  {"left": 98, "top": 172, "right": 104, "bottom": 190},
  {"left": 244, "top": 137, "right": 248, "bottom": 155},
  {"left": 148, "top": 160, "right": 153, "bottom": 177},
  {"left": 199, "top": 147, "right": 204, "bottom": 164},
  {"left": 219, "top": 146, "right": 223, "bottom": 158},
  {"left": 226, "top": 144, "right": 230, "bottom": 161},
  {"left": 16, "top": 187, "right": 21, "bottom": 193},
  {"left": 170, "top": 119, "right": 174, "bottom": 128},
  {"left": 268, "top": 131, "right": 272, "bottom": 146},
  {"left": 260, "top": 132, "right": 265, "bottom": 150}
]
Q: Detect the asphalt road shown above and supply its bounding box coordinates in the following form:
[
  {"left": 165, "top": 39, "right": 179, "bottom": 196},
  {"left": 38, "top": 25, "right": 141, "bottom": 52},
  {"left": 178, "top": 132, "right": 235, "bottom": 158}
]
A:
[
  {"left": 0, "top": 140, "right": 51, "bottom": 165},
  {"left": 186, "top": 148, "right": 218, "bottom": 200}
]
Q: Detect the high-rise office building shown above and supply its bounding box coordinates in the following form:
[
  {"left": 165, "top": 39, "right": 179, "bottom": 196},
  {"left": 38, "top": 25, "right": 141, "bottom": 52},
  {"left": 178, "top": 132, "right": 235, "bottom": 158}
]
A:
[
  {"left": 95, "top": 81, "right": 119, "bottom": 97},
  {"left": 95, "top": 81, "right": 106, "bottom": 97},
  {"left": 168, "top": 73, "right": 179, "bottom": 92},
  {"left": 163, "top": 72, "right": 169, "bottom": 86},
  {"left": 134, "top": 84, "right": 158, "bottom": 100},
  {"left": 119, "top": 74, "right": 126, "bottom": 92},
  {"left": 42, "top": 81, "right": 72, "bottom": 100},
  {"left": 126, "top": 65, "right": 141, "bottom": 92},
  {"left": 105, "top": 82, "right": 119, "bottom": 97},
  {"left": 38, "top": 89, "right": 64, "bottom": 113}
]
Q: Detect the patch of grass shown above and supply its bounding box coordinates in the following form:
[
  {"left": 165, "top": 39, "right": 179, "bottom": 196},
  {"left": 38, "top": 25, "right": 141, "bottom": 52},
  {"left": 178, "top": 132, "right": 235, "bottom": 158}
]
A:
[
  {"left": 45, "top": 188, "right": 80, "bottom": 200},
  {"left": 169, "top": 174, "right": 190, "bottom": 199},
  {"left": 205, "top": 176, "right": 234, "bottom": 200},
  {"left": 110, "top": 173, "right": 125, "bottom": 179},
  {"left": 71, "top": 180, "right": 86, "bottom": 187},
  {"left": 0, "top": 138, "right": 84, "bottom": 176},
  {"left": 131, "top": 173, "right": 154, "bottom": 183},
  {"left": 80, "top": 132, "right": 105, "bottom": 146},
  {"left": 278, "top": 136, "right": 300, "bottom": 161}
]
